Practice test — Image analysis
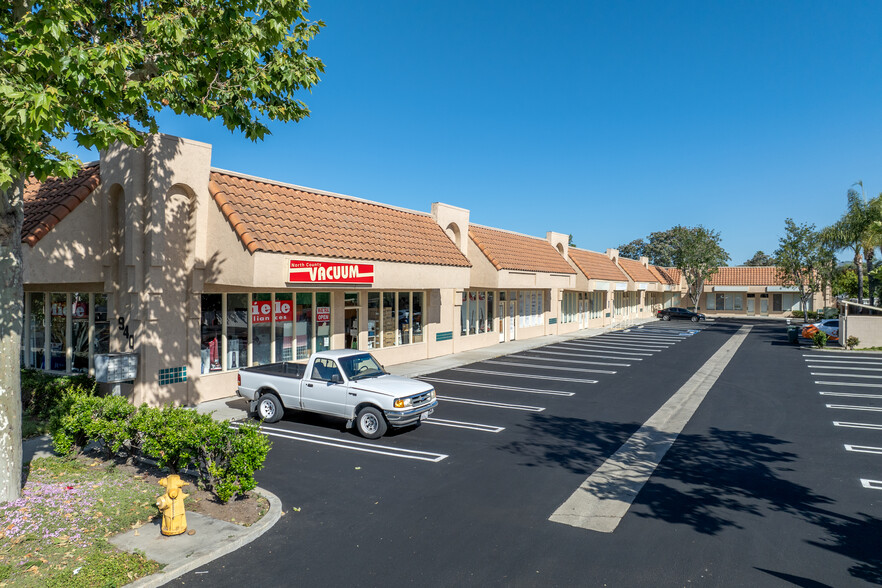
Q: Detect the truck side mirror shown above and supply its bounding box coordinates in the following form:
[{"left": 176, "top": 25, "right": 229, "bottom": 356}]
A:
[{"left": 330, "top": 373, "right": 343, "bottom": 384}]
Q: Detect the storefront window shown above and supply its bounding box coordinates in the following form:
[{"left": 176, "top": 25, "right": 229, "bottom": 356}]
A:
[
  {"left": 368, "top": 292, "right": 380, "bottom": 349},
  {"left": 518, "top": 292, "right": 525, "bottom": 327},
  {"left": 383, "top": 292, "right": 396, "bottom": 347},
  {"left": 316, "top": 292, "right": 331, "bottom": 353},
  {"left": 487, "top": 292, "right": 494, "bottom": 332},
  {"left": 468, "top": 292, "right": 477, "bottom": 335},
  {"left": 94, "top": 294, "right": 109, "bottom": 356},
  {"left": 398, "top": 292, "right": 410, "bottom": 345},
  {"left": 413, "top": 292, "right": 424, "bottom": 343},
  {"left": 296, "top": 292, "right": 313, "bottom": 360},
  {"left": 50, "top": 293, "right": 67, "bottom": 371},
  {"left": 71, "top": 292, "right": 89, "bottom": 373},
  {"left": 345, "top": 292, "right": 360, "bottom": 349},
  {"left": 201, "top": 294, "right": 223, "bottom": 373},
  {"left": 275, "top": 293, "right": 294, "bottom": 361},
  {"left": 460, "top": 292, "right": 467, "bottom": 336},
  {"left": 252, "top": 293, "right": 272, "bottom": 365},
  {"left": 29, "top": 293, "right": 45, "bottom": 369},
  {"left": 478, "top": 292, "right": 486, "bottom": 333}
]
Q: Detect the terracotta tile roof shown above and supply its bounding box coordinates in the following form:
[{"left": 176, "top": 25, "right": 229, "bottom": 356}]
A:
[
  {"left": 706, "top": 266, "right": 785, "bottom": 286},
  {"left": 468, "top": 225, "right": 575, "bottom": 274},
  {"left": 661, "top": 267, "right": 683, "bottom": 285},
  {"left": 208, "top": 171, "right": 471, "bottom": 267},
  {"left": 22, "top": 164, "right": 101, "bottom": 246},
  {"left": 648, "top": 265, "right": 675, "bottom": 284},
  {"left": 618, "top": 256, "right": 660, "bottom": 283},
  {"left": 568, "top": 248, "right": 629, "bottom": 281}
]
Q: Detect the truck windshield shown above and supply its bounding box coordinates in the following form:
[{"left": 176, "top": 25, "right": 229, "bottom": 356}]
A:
[{"left": 339, "top": 353, "right": 386, "bottom": 380}]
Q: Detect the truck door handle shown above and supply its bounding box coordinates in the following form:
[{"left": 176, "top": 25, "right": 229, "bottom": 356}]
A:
[
  {"left": 305, "top": 383, "right": 313, "bottom": 388},
  {"left": 348, "top": 392, "right": 357, "bottom": 396}
]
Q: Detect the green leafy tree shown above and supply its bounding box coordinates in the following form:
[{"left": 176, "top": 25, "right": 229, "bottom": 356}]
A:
[
  {"left": 671, "top": 225, "right": 730, "bottom": 312},
  {"left": 833, "top": 268, "right": 859, "bottom": 298},
  {"left": 743, "top": 251, "right": 776, "bottom": 266},
  {"left": 567, "top": 234, "right": 576, "bottom": 248},
  {"left": 616, "top": 238, "right": 647, "bottom": 260},
  {"left": 0, "top": 0, "right": 324, "bottom": 504},
  {"left": 821, "top": 187, "right": 882, "bottom": 305},
  {"left": 775, "top": 219, "right": 824, "bottom": 324},
  {"left": 617, "top": 228, "right": 682, "bottom": 266}
]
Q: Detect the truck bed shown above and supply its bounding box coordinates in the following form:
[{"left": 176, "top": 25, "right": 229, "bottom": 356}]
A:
[{"left": 240, "top": 362, "right": 307, "bottom": 379}]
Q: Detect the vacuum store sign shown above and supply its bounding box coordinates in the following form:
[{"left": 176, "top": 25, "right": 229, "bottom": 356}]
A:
[{"left": 288, "top": 260, "right": 374, "bottom": 284}]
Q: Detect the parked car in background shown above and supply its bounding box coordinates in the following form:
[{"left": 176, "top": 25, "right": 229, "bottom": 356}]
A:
[
  {"left": 801, "top": 319, "right": 839, "bottom": 341},
  {"left": 657, "top": 307, "right": 705, "bottom": 322}
]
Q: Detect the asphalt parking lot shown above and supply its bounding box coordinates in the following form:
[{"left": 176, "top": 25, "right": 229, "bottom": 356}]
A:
[{"left": 175, "top": 320, "right": 882, "bottom": 587}]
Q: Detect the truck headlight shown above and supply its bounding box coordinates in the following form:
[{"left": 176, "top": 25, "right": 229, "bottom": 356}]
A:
[
  {"left": 394, "top": 398, "right": 412, "bottom": 409},
  {"left": 430, "top": 388, "right": 435, "bottom": 400}
]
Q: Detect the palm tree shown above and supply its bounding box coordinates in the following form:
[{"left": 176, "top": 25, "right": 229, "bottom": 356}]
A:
[{"left": 822, "top": 188, "right": 879, "bottom": 305}]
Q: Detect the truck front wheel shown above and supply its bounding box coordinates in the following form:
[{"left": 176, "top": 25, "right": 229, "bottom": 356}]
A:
[
  {"left": 256, "top": 394, "right": 283, "bottom": 424},
  {"left": 356, "top": 407, "right": 387, "bottom": 439}
]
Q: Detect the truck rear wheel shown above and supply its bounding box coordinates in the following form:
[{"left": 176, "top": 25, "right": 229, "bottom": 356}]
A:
[
  {"left": 356, "top": 406, "right": 387, "bottom": 439},
  {"left": 256, "top": 394, "right": 283, "bottom": 423}
]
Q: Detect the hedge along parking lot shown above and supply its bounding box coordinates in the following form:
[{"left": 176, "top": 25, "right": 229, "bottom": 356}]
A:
[{"left": 0, "top": 374, "right": 275, "bottom": 587}]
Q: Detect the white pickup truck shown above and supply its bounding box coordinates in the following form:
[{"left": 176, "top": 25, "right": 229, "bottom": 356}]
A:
[{"left": 236, "top": 350, "right": 437, "bottom": 439}]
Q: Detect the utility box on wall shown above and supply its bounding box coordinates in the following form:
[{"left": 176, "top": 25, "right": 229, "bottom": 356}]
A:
[{"left": 94, "top": 353, "right": 139, "bottom": 388}]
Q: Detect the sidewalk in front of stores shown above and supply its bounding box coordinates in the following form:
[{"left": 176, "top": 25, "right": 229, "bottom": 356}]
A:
[{"left": 195, "top": 316, "right": 661, "bottom": 421}]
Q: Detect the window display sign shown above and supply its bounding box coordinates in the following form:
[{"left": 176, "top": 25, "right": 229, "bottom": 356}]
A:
[
  {"left": 289, "top": 260, "right": 374, "bottom": 284},
  {"left": 316, "top": 307, "right": 331, "bottom": 322},
  {"left": 252, "top": 300, "right": 295, "bottom": 323},
  {"left": 275, "top": 299, "right": 293, "bottom": 322}
]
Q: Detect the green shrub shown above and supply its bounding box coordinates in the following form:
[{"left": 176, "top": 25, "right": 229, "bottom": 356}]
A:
[
  {"left": 791, "top": 310, "right": 820, "bottom": 321},
  {"left": 196, "top": 421, "right": 272, "bottom": 503},
  {"left": 22, "top": 369, "right": 96, "bottom": 420},
  {"left": 813, "top": 331, "right": 829, "bottom": 348},
  {"left": 51, "top": 393, "right": 271, "bottom": 502},
  {"left": 847, "top": 335, "right": 860, "bottom": 350}
]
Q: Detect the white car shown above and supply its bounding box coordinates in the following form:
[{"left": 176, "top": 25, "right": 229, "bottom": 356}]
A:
[{"left": 801, "top": 319, "right": 839, "bottom": 340}]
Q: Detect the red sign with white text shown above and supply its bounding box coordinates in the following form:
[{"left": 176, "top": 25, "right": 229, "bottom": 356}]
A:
[
  {"left": 316, "top": 307, "right": 331, "bottom": 323},
  {"left": 288, "top": 260, "right": 374, "bottom": 284},
  {"left": 251, "top": 300, "right": 294, "bottom": 323}
]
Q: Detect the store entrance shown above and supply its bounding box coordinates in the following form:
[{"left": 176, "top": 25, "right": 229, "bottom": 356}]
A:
[{"left": 345, "top": 308, "right": 359, "bottom": 349}]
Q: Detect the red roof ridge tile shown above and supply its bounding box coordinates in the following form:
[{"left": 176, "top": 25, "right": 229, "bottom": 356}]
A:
[
  {"left": 22, "top": 164, "right": 100, "bottom": 246},
  {"left": 211, "top": 168, "right": 435, "bottom": 221}
]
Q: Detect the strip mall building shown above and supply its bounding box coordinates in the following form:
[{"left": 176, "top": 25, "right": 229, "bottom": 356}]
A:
[{"left": 20, "top": 135, "right": 824, "bottom": 406}]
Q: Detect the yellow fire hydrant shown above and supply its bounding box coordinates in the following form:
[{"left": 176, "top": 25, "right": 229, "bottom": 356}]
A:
[{"left": 156, "top": 474, "right": 189, "bottom": 536}]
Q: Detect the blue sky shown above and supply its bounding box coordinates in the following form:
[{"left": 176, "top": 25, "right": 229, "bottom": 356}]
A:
[{"left": 59, "top": 0, "right": 882, "bottom": 265}]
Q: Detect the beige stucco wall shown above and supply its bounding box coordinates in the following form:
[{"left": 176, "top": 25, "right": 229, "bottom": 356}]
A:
[
  {"left": 843, "top": 315, "right": 882, "bottom": 347},
  {"left": 23, "top": 191, "right": 105, "bottom": 285}
]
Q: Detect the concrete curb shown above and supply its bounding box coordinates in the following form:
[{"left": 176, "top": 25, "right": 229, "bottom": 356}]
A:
[{"left": 124, "top": 485, "right": 283, "bottom": 588}]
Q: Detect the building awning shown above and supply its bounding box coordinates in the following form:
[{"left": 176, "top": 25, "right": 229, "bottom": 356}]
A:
[
  {"left": 713, "top": 286, "right": 749, "bottom": 292},
  {"left": 767, "top": 286, "right": 800, "bottom": 292}
]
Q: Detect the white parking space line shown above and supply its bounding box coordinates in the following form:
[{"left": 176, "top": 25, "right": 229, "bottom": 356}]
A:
[
  {"left": 803, "top": 355, "right": 882, "bottom": 363},
  {"left": 436, "top": 395, "right": 545, "bottom": 412},
  {"left": 845, "top": 444, "right": 882, "bottom": 455},
  {"left": 860, "top": 479, "right": 882, "bottom": 490},
  {"left": 246, "top": 425, "right": 448, "bottom": 462},
  {"left": 616, "top": 330, "right": 684, "bottom": 339},
  {"left": 601, "top": 335, "right": 674, "bottom": 345},
  {"left": 453, "top": 367, "right": 598, "bottom": 384},
  {"left": 834, "top": 421, "right": 882, "bottom": 430},
  {"left": 528, "top": 350, "right": 644, "bottom": 361},
  {"left": 818, "top": 381, "right": 882, "bottom": 388},
  {"left": 516, "top": 354, "right": 630, "bottom": 367},
  {"left": 485, "top": 360, "right": 616, "bottom": 375},
  {"left": 420, "top": 377, "right": 575, "bottom": 396},
  {"left": 808, "top": 365, "right": 882, "bottom": 372},
  {"left": 811, "top": 373, "right": 882, "bottom": 379},
  {"left": 826, "top": 404, "right": 882, "bottom": 412},
  {"left": 551, "top": 345, "right": 653, "bottom": 356},
  {"left": 821, "top": 391, "right": 882, "bottom": 399},
  {"left": 549, "top": 324, "right": 751, "bottom": 533},
  {"left": 566, "top": 341, "right": 666, "bottom": 351},
  {"left": 425, "top": 418, "right": 504, "bottom": 433}
]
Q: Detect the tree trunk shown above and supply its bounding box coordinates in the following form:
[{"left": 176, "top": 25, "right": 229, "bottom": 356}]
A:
[
  {"left": 0, "top": 179, "right": 24, "bottom": 504},
  {"left": 866, "top": 248, "right": 876, "bottom": 308},
  {"left": 855, "top": 250, "right": 864, "bottom": 306}
]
